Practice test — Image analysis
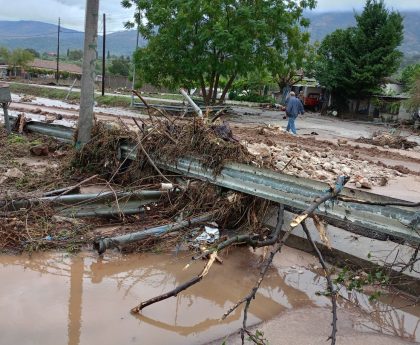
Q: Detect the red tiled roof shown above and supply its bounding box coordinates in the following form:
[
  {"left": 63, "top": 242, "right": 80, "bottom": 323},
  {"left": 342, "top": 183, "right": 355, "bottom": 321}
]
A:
[{"left": 29, "top": 58, "right": 82, "bottom": 75}]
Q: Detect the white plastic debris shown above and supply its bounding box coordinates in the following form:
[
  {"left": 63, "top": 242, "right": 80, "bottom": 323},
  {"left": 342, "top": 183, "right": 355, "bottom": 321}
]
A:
[
  {"left": 160, "top": 183, "right": 174, "bottom": 190},
  {"left": 194, "top": 224, "right": 220, "bottom": 244}
]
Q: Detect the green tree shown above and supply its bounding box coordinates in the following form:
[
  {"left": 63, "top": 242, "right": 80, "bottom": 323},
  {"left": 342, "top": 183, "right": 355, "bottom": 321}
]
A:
[
  {"left": 315, "top": 0, "right": 403, "bottom": 111},
  {"left": 0, "top": 46, "right": 9, "bottom": 62},
  {"left": 68, "top": 49, "right": 83, "bottom": 61},
  {"left": 5, "top": 48, "right": 35, "bottom": 76},
  {"left": 400, "top": 63, "right": 420, "bottom": 92},
  {"left": 267, "top": 26, "right": 317, "bottom": 91},
  {"left": 122, "top": 0, "right": 315, "bottom": 104},
  {"left": 24, "top": 48, "right": 40, "bottom": 58},
  {"left": 406, "top": 68, "right": 420, "bottom": 112},
  {"left": 108, "top": 57, "right": 130, "bottom": 77}
]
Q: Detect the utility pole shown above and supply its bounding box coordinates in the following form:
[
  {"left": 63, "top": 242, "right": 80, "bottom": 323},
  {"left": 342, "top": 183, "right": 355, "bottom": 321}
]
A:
[
  {"left": 101, "top": 13, "right": 106, "bottom": 96},
  {"left": 56, "top": 17, "right": 60, "bottom": 85},
  {"left": 76, "top": 0, "right": 99, "bottom": 147},
  {"left": 130, "top": 15, "right": 140, "bottom": 106}
]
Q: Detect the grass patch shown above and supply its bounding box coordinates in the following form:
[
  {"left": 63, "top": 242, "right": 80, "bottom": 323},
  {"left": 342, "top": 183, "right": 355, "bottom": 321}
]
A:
[
  {"left": 9, "top": 83, "right": 185, "bottom": 107},
  {"left": 9, "top": 83, "right": 80, "bottom": 101},
  {"left": 9, "top": 83, "right": 132, "bottom": 108},
  {"left": 95, "top": 95, "right": 131, "bottom": 107}
]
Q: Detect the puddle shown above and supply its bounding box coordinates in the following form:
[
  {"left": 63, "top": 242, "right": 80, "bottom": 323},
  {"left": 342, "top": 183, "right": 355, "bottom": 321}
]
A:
[{"left": 0, "top": 246, "right": 419, "bottom": 345}]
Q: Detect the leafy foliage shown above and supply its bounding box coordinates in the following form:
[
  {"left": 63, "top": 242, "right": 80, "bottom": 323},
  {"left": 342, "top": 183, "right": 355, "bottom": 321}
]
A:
[
  {"left": 123, "top": 0, "right": 315, "bottom": 104},
  {"left": 108, "top": 56, "right": 131, "bottom": 77},
  {"left": 67, "top": 49, "right": 83, "bottom": 61},
  {"left": 400, "top": 63, "right": 420, "bottom": 92},
  {"left": 333, "top": 266, "right": 390, "bottom": 301},
  {"left": 24, "top": 48, "right": 40, "bottom": 58},
  {"left": 0, "top": 47, "right": 35, "bottom": 74},
  {"left": 315, "top": 0, "right": 404, "bottom": 109},
  {"left": 406, "top": 68, "right": 420, "bottom": 112}
]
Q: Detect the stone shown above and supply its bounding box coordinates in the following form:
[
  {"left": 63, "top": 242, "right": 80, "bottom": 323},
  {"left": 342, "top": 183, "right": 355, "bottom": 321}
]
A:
[
  {"left": 342, "top": 166, "right": 351, "bottom": 175},
  {"left": 4, "top": 168, "right": 24, "bottom": 179},
  {"left": 311, "top": 157, "right": 321, "bottom": 165},
  {"left": 301, "top": 150, "right": 310, "bottom": 159},
  {"left": 322, "top": 162, "right": 332, "bottom": 170},
  {"left": 355, "top": 181, "right": 362, "bottom": 188},
  {"left": 247, "top": 143, "right": 271, "bottom": 157},
  {"left": 315, "top": 170, "right": 328, "bottom": 181},
  {"left": 30, "top": 144, "right": 49, "bottom": 156}
]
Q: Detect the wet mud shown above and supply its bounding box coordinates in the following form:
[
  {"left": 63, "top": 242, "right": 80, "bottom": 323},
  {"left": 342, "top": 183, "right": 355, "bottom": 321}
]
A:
[{"left": 0, "top": 246, "right": 418, "bottom": 345}]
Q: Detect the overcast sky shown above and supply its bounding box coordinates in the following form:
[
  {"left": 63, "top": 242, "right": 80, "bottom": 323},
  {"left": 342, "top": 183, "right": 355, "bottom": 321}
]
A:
[{"left": 0, "top": 0, "right": 419, "bottom": 32}]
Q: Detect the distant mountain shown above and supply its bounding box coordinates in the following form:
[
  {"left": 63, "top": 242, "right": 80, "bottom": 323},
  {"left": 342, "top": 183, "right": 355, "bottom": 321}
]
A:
[
  {"left": 305, "top": 11, "right": 420, "bottom": 56},
  {"left": 0, "top": 12, "right": 419, "bottom": 57},
  {"left": 0, "top": 20, "right": 146, "bottom": 56}
]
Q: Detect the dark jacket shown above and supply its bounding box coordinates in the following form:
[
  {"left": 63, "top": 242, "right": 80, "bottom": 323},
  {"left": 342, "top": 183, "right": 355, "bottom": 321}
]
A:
[{"left": 286, "top": 96, "right": 304, "bottom": 118}]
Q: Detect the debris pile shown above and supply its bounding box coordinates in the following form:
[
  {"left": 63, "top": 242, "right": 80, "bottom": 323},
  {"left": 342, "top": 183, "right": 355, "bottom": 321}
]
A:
[
  {"left": 245, "top": 142, "right": 403, "bottom": 188},
  {"left": 356, "top": 131, "right": 418, "bottom": 150},
  {"left": 19, "top": 94, "right": 36, "bottom": 103}
]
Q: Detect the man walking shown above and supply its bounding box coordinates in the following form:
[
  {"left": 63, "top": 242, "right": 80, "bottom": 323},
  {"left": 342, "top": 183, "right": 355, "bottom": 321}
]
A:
[{"left": 285, "top": 91, "right": 304, "bottom": 135}]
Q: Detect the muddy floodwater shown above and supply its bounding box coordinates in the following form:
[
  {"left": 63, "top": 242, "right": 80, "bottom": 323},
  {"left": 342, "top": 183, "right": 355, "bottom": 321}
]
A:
[{"left": 0, "top": 247, "right": 419, "bottom": 345}]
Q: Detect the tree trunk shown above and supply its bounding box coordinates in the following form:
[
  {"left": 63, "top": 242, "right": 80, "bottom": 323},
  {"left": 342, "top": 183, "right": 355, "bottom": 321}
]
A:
[
  {"left": 355, "top": 98, "right": 360, "bottom": 115},
  {"left": 212, "top": 72, "right": 220, "bottom": 104},
  {"left": 206, "top": 71, "right": 215, "bottom": 105},
  {"left": 200, "top": 75, "right": 207, "bottom": 103},
  {"left": 219, "top": 74, "right": 236, "bottom": 104}
]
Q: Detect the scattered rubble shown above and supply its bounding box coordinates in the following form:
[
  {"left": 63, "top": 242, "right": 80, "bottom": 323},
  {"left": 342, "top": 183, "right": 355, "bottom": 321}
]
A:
[
  {"left": 245, "top": 141, "right": 402, "bottom": 188},
  {"left": 356, "top": 131, "right": 418, "bottom": 150},
  {"left": 19, "top": 94, "right": 36, "bottom": 103}
]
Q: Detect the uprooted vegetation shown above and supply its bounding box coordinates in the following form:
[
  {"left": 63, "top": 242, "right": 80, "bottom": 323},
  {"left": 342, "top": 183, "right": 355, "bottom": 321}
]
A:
[{"left": 0, "top": 120, "right": 271, "bottom": 254}]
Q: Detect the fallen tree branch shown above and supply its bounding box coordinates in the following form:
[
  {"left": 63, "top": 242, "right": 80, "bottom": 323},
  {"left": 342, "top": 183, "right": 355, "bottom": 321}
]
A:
[
  {"left": 132, "top": 89, "right": 175, "bottom": 125},
  {"left": 131, "top": 251, "right": 218, "bottom": 313},
  {"left": 52, "top": 174, "right": 98, "bottom": 198},
  {"left": 137, "top": 137, "right": 172, "bottom": 183},
  {"left": 301, "top": 221, "right": 337, "bottom": 345},
  {"left": 221, "top": 206, "right": 285, "bottom": 322}
]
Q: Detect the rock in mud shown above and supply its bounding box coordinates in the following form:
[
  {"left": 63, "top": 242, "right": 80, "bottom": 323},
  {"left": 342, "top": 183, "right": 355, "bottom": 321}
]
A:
[
  {"left": 30, "top": 145, "right": 49, "bottom": 156},
  {"left": 4, "top": 168, "right": 24, "bottom": 179}
]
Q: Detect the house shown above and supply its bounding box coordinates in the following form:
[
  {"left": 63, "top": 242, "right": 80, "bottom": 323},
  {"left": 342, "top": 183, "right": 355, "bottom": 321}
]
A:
[{"left": 28, "top": 58, "right": 82, "bottom": 75}]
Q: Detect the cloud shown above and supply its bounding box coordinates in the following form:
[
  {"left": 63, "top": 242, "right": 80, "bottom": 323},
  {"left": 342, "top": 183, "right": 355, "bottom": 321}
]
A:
[
  {"left": 0, "top": 0, "right": 417, "bottom": 32},
  {"left": 0, "top": 0, "right": 135, "bottom": 31},
  {"left": 314, "top": 0, "right": 420, "bottom": 12}
]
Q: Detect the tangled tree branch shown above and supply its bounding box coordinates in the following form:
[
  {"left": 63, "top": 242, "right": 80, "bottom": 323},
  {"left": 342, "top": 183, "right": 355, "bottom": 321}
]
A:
[
  {"left": 301, "top": 220, "right": 337, "bottom": 345},
  {"left": 130, "top": 175, "right": 349, "bottom": 345},
  {"left": 131, "top": 251, "right": 218, "bottom": 313}
]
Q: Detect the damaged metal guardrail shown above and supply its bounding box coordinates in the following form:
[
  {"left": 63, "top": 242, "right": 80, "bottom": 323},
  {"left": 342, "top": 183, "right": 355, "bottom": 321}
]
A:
[
  {"left": 0, "top": 190, "right": 165, "bottom": 218},
  {"left": 94, "top": 212, "right": 215, "bottom": 254},
  {"left": 132, "top": 102, "right": 229, "bottom": 114},
  {"left": 126, "top": 154, "right": 420, "bottom": 246},
  {"left": 8, "top": 118, "right": 420, "bottom": 245}
]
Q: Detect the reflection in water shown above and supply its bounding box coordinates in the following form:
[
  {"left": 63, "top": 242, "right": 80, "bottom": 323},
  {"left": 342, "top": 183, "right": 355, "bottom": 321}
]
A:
[
  {"left": 68, "top": 256, "right": 83, "bottom": 345},
  {"left": 0, "top": 247, "right": 419, "bottom": 345}
]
